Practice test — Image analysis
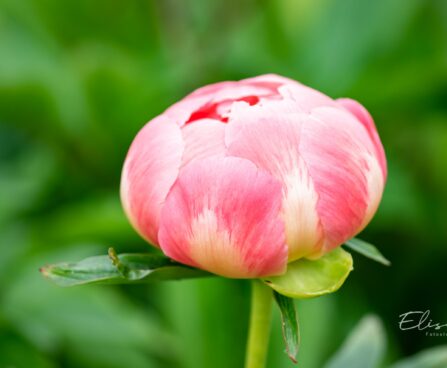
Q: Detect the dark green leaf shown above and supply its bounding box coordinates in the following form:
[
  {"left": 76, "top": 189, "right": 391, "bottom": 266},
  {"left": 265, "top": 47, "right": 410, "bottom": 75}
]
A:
[
  {"left": 324, "top": 315, "right": 386, "bottom": 368},
  {"left": 344, "top": 238, "right": 391, "bottom": 266},
  {"left": 273, "top": 292, "right": 299, "bottom": 364},
  {"left": 263, "top": 248, "right": 353, "bottom": 299},
  {"left": 40, "top": 252, "right": 212, "bottom": 287}
]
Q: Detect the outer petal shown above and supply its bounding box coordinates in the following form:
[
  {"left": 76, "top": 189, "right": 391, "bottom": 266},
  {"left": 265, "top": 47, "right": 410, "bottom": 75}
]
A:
[
  {"left": 121, "top": 116, "right": 184, "bottom": 246},
  {"left": 358, "top": 152, "right": 385, "bottom": 232},
  {"left": 241, "top": 73, "right": 298, "bottom": 88},
  {"left": 302, "top": 106, "right": 385, "bottom": 254},
  {"left": 242, "top": 74, "right": 337, "bottom": 111},
  {"left": 164, "top": 93, "right": 212, "bottom": 126},
  {"left": 226, "top": 101, "right": 324, "bottom": 261},
  {"left": 158, "top": 156, "right": 288, "bottom": 278},
  {"left": 180, "top": 119, "right": 226, "bottom": 167},
  {"left": 225, "top": 99, "right": 301, "bottom": 145},
  {"left": 337, "top": 98, "right": 387, "bottom": 178},
  {"left": 278, "top": 84, "right": 337, "bottom": 112},
  {"left": 336, "top": 98, "right": 387, "bottom": 232}
]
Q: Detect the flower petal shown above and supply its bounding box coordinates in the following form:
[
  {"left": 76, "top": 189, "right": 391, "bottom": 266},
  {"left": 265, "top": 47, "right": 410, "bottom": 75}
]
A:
[
  {"left": 226, "top": 102, "right": 324, "bottom": 261},
  {"left": 158, "top": 156, "right": 288, "bottom": 278},
  {"left": 181, "top": 119, "right": 227, "bottom": 167},
  {"left": 337, "top": 98, "right": 387, "bottom": 178},
  {"left": 302, "top": 106, "right": 385, "bottom": 253},
  {"left": 241, "top": 73, "right": 297, "bottom": 88},
  {"left": 242, "top": 74, "right": 337, "bottom": 111},
  {"left": 226, "top": 101, "right": 385, "bottom": 259},
  {"left": 121, "top": 116, "right": 184, "bottom": 246},
  {"left": 278, "top": 84, "right": 337, "bottom": 112},
  {"left": 165, "top": 82, "right": 275, "bottom": 126},
  {"left": 163, "top": 75, "right": 291, "bottom": 127}
]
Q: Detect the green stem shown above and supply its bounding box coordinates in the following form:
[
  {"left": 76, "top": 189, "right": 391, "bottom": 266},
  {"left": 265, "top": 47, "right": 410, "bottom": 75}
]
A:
[{"left": 245, "top": 280, "right": 273, "bottom": 368}]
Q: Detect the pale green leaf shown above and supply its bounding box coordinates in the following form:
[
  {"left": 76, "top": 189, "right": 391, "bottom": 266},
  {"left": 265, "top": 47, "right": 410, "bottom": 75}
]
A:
[
  {"left": 324, "top": 315, "right": 386, "bottom": 368},
  {"left": 390, "top": 346, "right": 447, "bottom": 368}
]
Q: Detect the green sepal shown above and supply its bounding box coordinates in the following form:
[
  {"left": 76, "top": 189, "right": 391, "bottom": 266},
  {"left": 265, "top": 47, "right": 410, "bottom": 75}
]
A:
[{"left": 262, "top": 247, "right": 353, "bottom": 299}]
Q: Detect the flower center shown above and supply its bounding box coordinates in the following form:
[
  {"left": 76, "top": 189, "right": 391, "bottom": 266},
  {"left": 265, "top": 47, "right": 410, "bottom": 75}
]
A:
[{"left": 186, "top": 96, "right": 260, "bottom": 124}]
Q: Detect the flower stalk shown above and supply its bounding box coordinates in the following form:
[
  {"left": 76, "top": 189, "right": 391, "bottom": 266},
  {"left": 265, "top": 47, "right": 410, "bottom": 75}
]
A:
[{"left": 245, "top": 280, "right": 273, "bottom": 368}]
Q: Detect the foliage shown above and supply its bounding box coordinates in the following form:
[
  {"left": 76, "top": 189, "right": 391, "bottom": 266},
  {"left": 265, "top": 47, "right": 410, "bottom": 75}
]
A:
[{"left": 1, "top": 0, "right": 447, "bottom": 367}]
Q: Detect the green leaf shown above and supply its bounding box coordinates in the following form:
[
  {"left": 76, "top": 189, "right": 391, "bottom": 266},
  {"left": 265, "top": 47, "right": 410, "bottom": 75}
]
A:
[
  {"left": 390, "top": 346, "right": 447, "bottom": 368},
  {"left": 273, "top": 292, "right": 300, "bottom": 364},
  {"left": 40, "top": 251, "right": 212, "bottom": 287},
  {"left": 344, "top": 237, "right": 391, "bottom": 266},
  {"left": 262, "top": 247, "right": 353, "bottom": 299},
  {"left": 324, "top": 315, "right": 386, "bottom": 368}
]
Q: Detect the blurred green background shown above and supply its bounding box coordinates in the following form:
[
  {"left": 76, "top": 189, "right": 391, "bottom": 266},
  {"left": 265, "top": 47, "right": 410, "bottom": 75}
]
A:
[{"left": 1, "top": 0, "right": 446, "bottom": 367}]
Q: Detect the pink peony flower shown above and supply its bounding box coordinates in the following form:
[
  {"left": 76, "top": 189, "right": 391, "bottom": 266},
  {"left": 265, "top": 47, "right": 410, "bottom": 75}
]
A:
[{"left": 121, "top": 74, "right": 387, "bottom": 278}]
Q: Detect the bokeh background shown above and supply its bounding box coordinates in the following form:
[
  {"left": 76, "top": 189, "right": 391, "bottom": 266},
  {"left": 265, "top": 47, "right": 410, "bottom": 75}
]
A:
[{"left": 1, "top": 0, "right": 447, "bottom": 367}]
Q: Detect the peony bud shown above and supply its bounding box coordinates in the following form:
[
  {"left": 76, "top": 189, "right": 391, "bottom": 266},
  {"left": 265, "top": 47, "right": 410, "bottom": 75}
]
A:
[{"left": 121, "top": 74, "right": 386, "bottom": 278}]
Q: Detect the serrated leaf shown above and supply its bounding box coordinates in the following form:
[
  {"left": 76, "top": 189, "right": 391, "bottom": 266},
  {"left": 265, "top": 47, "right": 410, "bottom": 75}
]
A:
[
  {"left": 324, "top": 315, "right": 386, "bottom": 368},
  {"left": 390, "top": 346, "right": 447, "bottom": 368},
  {"left": 344, "top": 238, "right": 391, "bottom": 266},
  {"left": 40, "top": 252, "right": 211, "bottom": 287},
  {"left": 262, "top": 247, "right": 353, "bottom": 299},
  {"left": 273, "top": 292, "right": 299, "bottom": 364}
]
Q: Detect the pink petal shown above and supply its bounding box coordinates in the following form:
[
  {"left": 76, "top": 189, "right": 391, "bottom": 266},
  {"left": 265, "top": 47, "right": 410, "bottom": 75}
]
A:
[
  {"left": 164, "top": 93, "right": 212, "bottom": 126},
  {"left": 163, "top": 75, "right": 286, "bottom": 127},
  {"left": 337, "top": 98, "right": 387, "bottom": 179},
  {"left": 163, "top": 84, "right": 272, "bottom": 126},
  {"left": 302, "top": 106, "right": 385, "bottom": 253},
  {"left": 241, "top": 75, "right": 337, "bottom": 113},
  {"left": 121, "top": 116, "right": 184, "bottom": 246},
  {"left": 187, "top": 81, "right": 238, "bottom": 98},
  {"left": 209, "top": 84, "right": 274, "bottom": 102},
  {"left": 278, "top": 84, "right": 338, "bottom": 112},
  {"left": 241, "top": 73, "right": 298, "bottom": 88},
  {"left": 180, "top": 119, "right": 227, "bottom": 167},
  {"left": 358, "top": 152, "right": 385, "bottom": 233},
  {"left": 226, "top": 100, "right": 385, "bottom": 258},
  {"left": 158, "top": 156, "right": 287, "bottom": 278},
  {"left": 225, "top": 99, "right": 300, "bottom": 146},
  {"left": 244, "top": 73, "right": 337, "bottom": 111},
  {"left": 226, "top": 102, "right": 324, "bottom": 261}
]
